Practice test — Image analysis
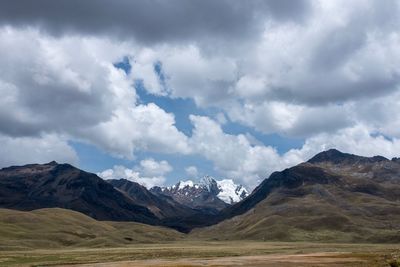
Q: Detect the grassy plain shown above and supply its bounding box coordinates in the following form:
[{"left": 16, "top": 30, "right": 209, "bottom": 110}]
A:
[
  {"left": 1, "top": 208, "right": 400, "bottom": 266},
  {"left": 1, "top": 242, "right": 400, "bottom": 267}
]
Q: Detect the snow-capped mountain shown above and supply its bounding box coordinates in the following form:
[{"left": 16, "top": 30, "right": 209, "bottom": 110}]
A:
[
  {"left": 199, "top": 176, "right": 248, "bottom": 204},
  {"left": 150, "top": 176, "right": 248, "bottom": 212},
  {"left": 215, "top": 179, "right": 248, "bottom": 204}
]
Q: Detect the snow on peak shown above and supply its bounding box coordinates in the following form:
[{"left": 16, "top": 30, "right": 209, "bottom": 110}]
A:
[
  {"left": 216, "top": 179, "right": 248, "bottom": 204},
  {"left": 177, "top": 180, "right": 194, "bottom": 189},
  {"left": 167, "top": 176, "right": 248, "bottom": 204},
  {"left": 199, "top": 175, "right": 217, "bottom": 191}
]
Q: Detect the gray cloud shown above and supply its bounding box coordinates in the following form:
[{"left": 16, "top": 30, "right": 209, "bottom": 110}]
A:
[
  {"left": 0, "top": 30, "right": 118, "bottom": 137},
  {"left": 1, "top": 0, "right": 400, "bottom": 182},
  {"left": 0, "top": 0, "right": 311, "bottom": 45}
]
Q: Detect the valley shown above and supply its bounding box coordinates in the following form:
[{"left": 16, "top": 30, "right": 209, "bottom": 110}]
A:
[
  {"left": 1, "top": 2, "right": 399, "bottom": 266},
  {"left": 1, "top": 149, "right": 400, "bottom": 266}
]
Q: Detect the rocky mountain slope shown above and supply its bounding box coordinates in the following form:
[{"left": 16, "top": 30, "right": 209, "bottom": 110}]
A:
[
  {"left": 0, "top": 162, "right": 160, "bottom": 225},
  {"left": 150, "top": 176, "right": 248, "bottom": 213},
  {"left": 108, "top": 178, "right": 219, "bottom": 232},
  {"left": 192, "top": 149, "right": 400, "bottom": 242},
  {"left": 108, "top": 178, "right": 197, "bottom": 219}
]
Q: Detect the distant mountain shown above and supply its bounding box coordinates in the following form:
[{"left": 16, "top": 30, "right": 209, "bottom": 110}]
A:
[
  {"left": 107, "top": 178, "right": 218, "bottom": 232},
  {"left": 150, "top": 176, "right": 248, "bottom": 213},
  {"left": 108, "top": 178, "right": 197, "bottom": 219},
  {"left": 193, "top": 149, "right": 400, "bottom": 242},
  {"left": 0, "top": 162, "right": 160, "bottom": 225}
]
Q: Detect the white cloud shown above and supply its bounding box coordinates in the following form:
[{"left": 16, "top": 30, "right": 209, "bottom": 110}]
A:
[
  {"left": 80, "top": 103, "right": 191, "bottom": 159},
  {"left": 188, "top": 115, "right": 400, "bottom": 189},
  {"left": 227, "top": 102, "right": 353, "bottom": 137},
  {"left": 0, "top": 134, "right": 78, "bottom": 168},
  {"left": 130, "top": 1, "right": 400, "bottom": 140},
  {"left": 226, "top": 101, "right": 302, "bottom": 135},
  {"left": 138, "top": 45, "right": 238, "bottom": 107},
  {"left": 0, "top": 27, "right": 190, "bottom": 165},
  {"left": 189, "top": 115, "right": 299, "bottom": 188},
  {"left": 1, "top": 1, "right": 400, "bottom": 191},
  {"left": 131, "top": 48, "right": 168, "bottom": 96},
  {"left": 98, "top": 158, "right": 173, "bottom": 188},
  {"left": 289, "top": 125, "right": 400, "bottom": 161},
  {"left": 185, "top": 166, "right": 198, "bottom": 178},
  {"left": 235, "top": 75, "right": 268, "bottom": 99},
  {"left": 139, "top": 158, "right": 173, "bottom": 177}
]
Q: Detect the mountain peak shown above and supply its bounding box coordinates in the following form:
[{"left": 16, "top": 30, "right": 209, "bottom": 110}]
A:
[
  {"left": 307, "top": 149, "right": 348, "bottom": 163},
  {"left": 307, "top": 149, "right": 388, "bottom": 164},
  {"left": 200, "top": 175, "right": 215, "bottom": 185},
  {"left": 176, "top": 180, "right": 195, "bottom": 189},
  {"left": 152, "top": 177, "right": 248, "bottom": 208},
  {"left": 199, "top": 176, "right": 218, "bottom": 192},
  {"left": 216, "top": 179, "right": 248, "bottom": 204}
]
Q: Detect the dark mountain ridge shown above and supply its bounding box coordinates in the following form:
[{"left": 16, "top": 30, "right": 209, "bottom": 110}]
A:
[
  {"left": 216, "top": 149, "right": 400, "bottom": 222},
  {"left": 307, "top": 148, "right": 391, "bottom": 165},
  {"left": 0, "top": 162, "right": 159, "bottom": 225},
  {"left": 0, "top": 162, "right": 224, "bottom": 233},
  {"left": 1, "top": 148, "right": 400, "bottom": 242},
  {"left": 193, "top": 149, "right": 400, "bottom": 242}
]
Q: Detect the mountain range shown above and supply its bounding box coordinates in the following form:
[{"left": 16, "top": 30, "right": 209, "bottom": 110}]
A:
[
  {"left": 0, "top": 161, "right": 159, "bottom": 225},
  {"left": 1, "top": 149, "right": 400, "bottom": 243},
  {"left": 0, "top": 163, "right": 247, "bottom": 232},
  {"left": 150, "top": 176, "right": 248, "bottom": 213},
  {"left": 193, "top": 149, "right": 400, "bottom": 242}
]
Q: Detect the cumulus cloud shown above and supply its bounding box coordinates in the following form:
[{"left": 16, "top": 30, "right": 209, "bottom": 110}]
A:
[
  {"left": 188, "top": 115, "right": 400, "bottom": 189},
  {"left": 129, "top": 45, "right": 238, "bottom": 106},
  {"left": 134, "top": 0, "right": 400, "bottom": 138},
  {"left": 0, "top": 27, "right": 190, "bottom": 162},
  {"left": 249, "top": 1, "right": 400, "bottom": 106},
  {"left": 189, "top": 115, "right": 299, "bottom": 187},
  {"left": 0, "top": 27, "right": 123, "bottom": 137},
  {"left": 185, "top": 166, "right": 198, "bottom": 178},
  {"left": 80, "top": 103, "right": 191, "bottom": 158},
  {"left": 1, "top": 0, "right": 400, "bottom": 189},
  {"left": 0, "top": 134, "right": 78, "bottom": 168},
  {"left": 290, "top": 125, "right": 400, "bottom": 161},
  {"left": 139, "top": 158, "right": 173, "bottom": 177},
  {"left": 226, "top": 102, "right": 354, "bottom": 137},
  {"left": 98, "top": 158, "right": 172, "bottom": 188}
]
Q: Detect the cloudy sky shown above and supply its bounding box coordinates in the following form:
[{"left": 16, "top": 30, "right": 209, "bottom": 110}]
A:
[{"left": 1, "top": 0, "right": 400, "bottom": 189}]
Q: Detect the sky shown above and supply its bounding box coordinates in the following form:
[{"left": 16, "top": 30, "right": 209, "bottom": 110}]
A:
[{"left": 1, "top": 0, "right": 400, "bottom": 189}]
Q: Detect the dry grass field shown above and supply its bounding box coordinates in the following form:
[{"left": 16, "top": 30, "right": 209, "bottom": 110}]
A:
[
  {"left": 1, "top": 208, "right": 399, "bottom": 267},
  {"left": 1, "top": 242, "right": 400, "bottom": 267}
]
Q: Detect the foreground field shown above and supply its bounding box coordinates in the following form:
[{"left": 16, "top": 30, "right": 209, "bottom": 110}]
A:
[
  {"left": 1, "top": 242, "right": 399, "bottom": 267},
  {"left": 1, "top": 208, "right": 400, "bottom": 266}
]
